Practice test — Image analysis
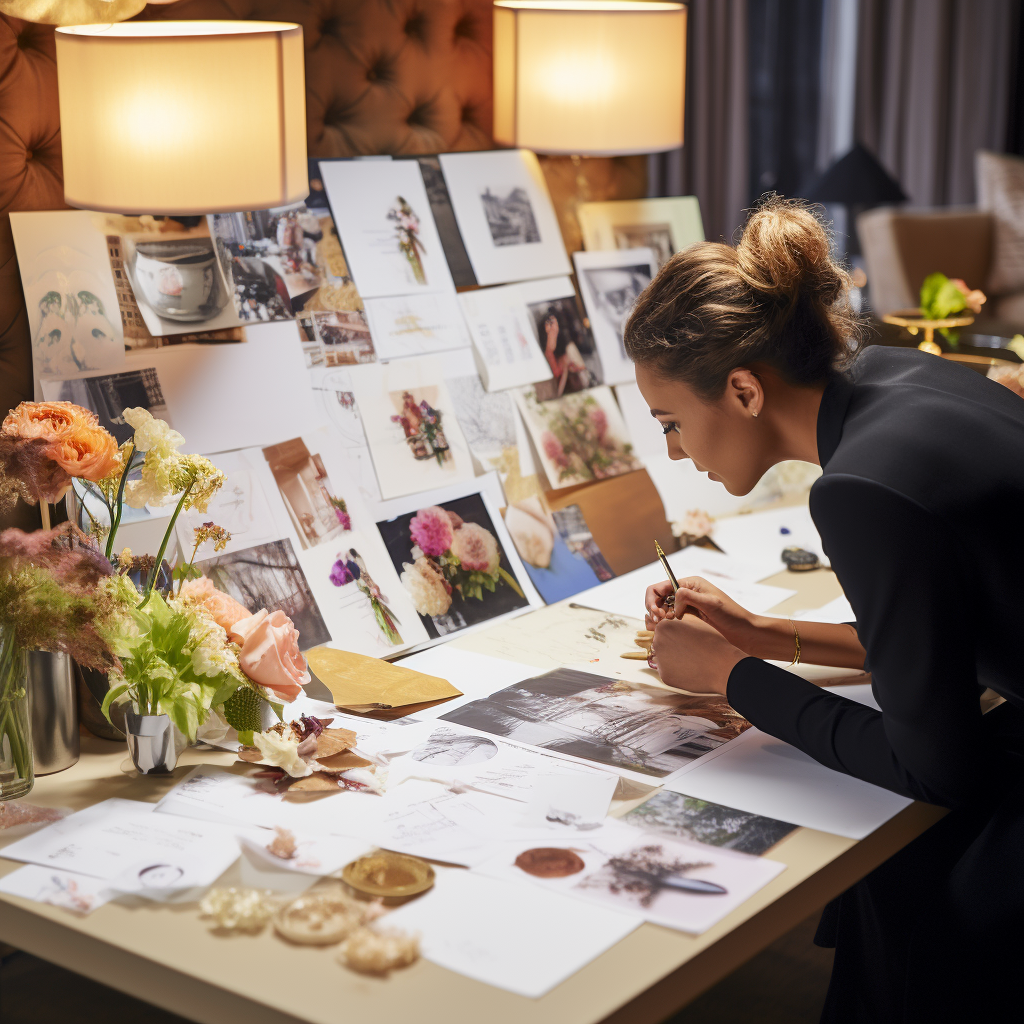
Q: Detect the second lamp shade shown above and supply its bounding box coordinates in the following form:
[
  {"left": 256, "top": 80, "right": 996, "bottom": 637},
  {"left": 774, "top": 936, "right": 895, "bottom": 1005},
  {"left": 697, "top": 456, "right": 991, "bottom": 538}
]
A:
[{"left": 493, "top": 0, "right": 687, "bottom": 156}]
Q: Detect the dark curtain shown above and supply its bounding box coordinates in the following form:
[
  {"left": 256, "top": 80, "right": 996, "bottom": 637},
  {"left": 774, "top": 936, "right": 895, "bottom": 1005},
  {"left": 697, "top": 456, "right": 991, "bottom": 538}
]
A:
[
  {"left": 856, "top": 0, "right": 1019, "bottom": 206},
  {"left": 647, "top": 0, "right": 750, "bottom": 243}
]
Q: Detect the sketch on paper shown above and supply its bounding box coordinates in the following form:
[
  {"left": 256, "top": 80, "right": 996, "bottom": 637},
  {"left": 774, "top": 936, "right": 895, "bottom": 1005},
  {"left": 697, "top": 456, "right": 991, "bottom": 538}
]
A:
[{"left": 411, "top": 727, "right": 499, "bottom": 766}]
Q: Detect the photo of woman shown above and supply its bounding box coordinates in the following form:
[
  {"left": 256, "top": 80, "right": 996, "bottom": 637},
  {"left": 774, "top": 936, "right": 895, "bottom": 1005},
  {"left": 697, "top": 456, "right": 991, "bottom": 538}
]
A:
[{"left": 527, "top": 296, "right": 602, "bottom": 401}]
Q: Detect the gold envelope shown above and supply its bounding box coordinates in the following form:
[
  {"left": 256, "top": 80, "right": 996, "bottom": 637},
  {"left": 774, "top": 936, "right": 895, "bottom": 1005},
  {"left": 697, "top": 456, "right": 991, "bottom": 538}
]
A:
[{"left": 305, "top": 647, "right": 462, "bottom": 710}]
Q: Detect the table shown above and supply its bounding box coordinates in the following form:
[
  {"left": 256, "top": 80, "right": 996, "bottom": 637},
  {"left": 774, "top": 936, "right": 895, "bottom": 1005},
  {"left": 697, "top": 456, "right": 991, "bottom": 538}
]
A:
[{"left": 0, "top": 567, "right": 946, "bottom": 1024}]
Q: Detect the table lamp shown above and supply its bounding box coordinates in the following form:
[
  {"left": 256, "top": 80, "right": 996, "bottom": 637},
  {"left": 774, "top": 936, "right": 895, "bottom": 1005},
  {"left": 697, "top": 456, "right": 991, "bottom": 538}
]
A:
[{"left": 55, "top": 21, "right": 308, "bottom": 214}]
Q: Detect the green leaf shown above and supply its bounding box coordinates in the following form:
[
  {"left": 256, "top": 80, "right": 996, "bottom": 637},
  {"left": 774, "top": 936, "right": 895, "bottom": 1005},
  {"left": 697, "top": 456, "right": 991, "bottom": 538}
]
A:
[{"left": 100, "top": 682, "right": 131, "bottom": 723}]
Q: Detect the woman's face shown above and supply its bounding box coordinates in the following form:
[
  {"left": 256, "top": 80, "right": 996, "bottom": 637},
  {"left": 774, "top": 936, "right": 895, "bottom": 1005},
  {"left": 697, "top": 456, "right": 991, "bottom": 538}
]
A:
[{"left": 634, "top": 362, "right": 769, "bottom": 495}]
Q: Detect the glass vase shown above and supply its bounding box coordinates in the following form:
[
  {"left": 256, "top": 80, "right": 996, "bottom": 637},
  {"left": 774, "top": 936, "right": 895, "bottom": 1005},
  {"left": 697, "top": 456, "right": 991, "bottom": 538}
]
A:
[{"left": 0, "top": 625, "right": 34, "bottom": 800}]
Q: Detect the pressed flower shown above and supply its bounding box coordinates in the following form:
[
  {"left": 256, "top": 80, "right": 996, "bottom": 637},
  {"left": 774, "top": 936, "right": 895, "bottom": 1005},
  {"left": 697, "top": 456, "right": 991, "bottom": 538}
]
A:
[{"left": 252, "top": 727, "right": 314, "bottom": 778}]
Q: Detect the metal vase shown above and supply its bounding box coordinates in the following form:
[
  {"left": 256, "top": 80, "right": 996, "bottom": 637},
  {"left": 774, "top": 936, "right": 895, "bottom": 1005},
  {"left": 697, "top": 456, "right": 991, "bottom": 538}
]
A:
[
  {"left": 124, "top": 706, "right": 186, "bottom": 775},
  {"left": 27, "top": 651, "right": 79, "bottom": 775}
]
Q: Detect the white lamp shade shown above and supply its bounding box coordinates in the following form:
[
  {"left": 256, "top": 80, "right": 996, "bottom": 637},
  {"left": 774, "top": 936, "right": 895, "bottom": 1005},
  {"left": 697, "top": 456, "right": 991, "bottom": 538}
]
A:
[
  {"left": 55, "top": 21, "right": 308, "bottom": 214},
  {"left": 493, "top": 0, "right": 686, "bottom": 156}
]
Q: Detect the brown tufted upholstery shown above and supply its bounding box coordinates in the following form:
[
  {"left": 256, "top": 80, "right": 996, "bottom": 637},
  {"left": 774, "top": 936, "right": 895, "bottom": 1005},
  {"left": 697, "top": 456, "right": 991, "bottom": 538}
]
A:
[{"left": 0, "top": 0, "right": 494, "bottom": 472}]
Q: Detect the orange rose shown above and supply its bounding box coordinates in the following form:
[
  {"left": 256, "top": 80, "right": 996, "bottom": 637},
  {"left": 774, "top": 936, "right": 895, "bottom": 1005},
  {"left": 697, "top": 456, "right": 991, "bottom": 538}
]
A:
[
  {"left": 179, "top": 576, "right": 251, "bottom": 632},
  {"left": 2, "top": 401, "right": 119, "bottom": 483}
]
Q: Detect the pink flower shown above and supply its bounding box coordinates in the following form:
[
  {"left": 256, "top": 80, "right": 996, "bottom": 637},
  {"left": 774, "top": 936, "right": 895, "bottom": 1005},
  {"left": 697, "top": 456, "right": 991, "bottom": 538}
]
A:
[
  {"left": 409, "top": 505, "right": 454, "bottom": 557},
  {"left": 950, "top": 279, "right": 987, "bottom": 314},
  {"left": 588, "top": 407, "right": 608, "bottom": 441},
  {"left": 541, "top": 432, "right": 569, "bottom": 468},
  {"left": 179, "top": 576, "right": 251, "bottom": 632},
  {"left": 229, "top": 609, "right": 309, "bottom": 703},
  {"left": 451, "top": 522, "right": 500, "bottom": 574}
]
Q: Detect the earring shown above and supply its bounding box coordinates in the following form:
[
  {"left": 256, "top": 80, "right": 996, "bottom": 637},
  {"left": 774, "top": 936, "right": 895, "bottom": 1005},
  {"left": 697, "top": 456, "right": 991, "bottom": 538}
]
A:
[{"left": 752, "top": 411, "right": 759, "bottom": 419}]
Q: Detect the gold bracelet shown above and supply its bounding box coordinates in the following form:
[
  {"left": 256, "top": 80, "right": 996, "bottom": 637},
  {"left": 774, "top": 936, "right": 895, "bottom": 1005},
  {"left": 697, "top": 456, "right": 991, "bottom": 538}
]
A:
[{"left": 788, "top": 619, "right": 801, "bottom": 666}]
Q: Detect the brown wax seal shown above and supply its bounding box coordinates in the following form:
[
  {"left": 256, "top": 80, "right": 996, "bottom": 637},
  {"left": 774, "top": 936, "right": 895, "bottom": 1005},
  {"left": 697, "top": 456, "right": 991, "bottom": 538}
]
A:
[{"left": 514, "top": 847, "right": 586, "bottom": 878}]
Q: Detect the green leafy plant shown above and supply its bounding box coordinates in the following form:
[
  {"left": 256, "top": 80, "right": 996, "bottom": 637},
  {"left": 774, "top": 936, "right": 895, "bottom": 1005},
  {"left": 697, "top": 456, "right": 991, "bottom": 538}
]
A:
[{"left": 919, "top": 273, "right": 987, "bottom": 344}]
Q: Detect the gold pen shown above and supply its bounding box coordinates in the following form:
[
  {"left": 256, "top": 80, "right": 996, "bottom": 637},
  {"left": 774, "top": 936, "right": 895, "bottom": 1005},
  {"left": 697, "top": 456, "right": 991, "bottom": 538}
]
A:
[{"left": 655, "top": 540, "right": 679, "bottom": 591}]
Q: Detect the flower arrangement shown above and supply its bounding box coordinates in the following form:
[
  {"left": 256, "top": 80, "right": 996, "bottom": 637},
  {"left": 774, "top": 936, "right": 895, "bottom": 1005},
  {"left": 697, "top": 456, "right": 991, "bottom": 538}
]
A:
[
  {"left": 391, "top": 391, "right": 450, "bottom": 467},
  {"left": 329, "top": 496, "right": 352, "bottom": 530},
  {"left": 328, "top": 550, "right": 403, "bottom": 645},
  {"left": 399, "top": 505, "right": 523, "bottom": 618},
  {"left": 387, "top": 196, "right": 426, "bottom": 285},
  {"left": 533, "top": 392, "right": 640, "bottom": 484},
  {"left": 919, "top": 273, "right": 987, "bottom": 343}
]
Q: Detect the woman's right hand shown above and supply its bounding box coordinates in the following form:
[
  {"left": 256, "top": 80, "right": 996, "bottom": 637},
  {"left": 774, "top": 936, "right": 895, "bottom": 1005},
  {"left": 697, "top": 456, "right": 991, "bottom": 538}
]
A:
[{"left": 644, "top": 576, "right": 762, "bottom": 654}]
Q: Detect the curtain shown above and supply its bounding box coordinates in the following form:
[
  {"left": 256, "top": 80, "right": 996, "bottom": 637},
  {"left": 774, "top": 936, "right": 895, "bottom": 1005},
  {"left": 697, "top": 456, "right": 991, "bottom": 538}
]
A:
[
  {"left": 647, "top": 0, "right": 750, "bottom": 243},
  {"left": 856, "top": 0, "right": 1019, "bottom": 206}
]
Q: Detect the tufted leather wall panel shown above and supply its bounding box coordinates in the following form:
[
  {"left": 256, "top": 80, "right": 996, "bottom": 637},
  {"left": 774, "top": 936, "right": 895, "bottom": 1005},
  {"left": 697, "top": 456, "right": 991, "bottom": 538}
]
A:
[{"left": 0, "top": 0, "right": 494, "bottom": 473}]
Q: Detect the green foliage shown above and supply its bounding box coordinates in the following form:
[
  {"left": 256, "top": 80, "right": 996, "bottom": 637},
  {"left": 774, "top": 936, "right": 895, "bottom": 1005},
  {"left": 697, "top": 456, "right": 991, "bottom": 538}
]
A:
[
  {"left": 919, "top": 272, "right": 968, "bottom": 344},
  {"left": 222, "top": 684, "right": 265, "bottom": 733},
  {"left": 101, "top": 591, "right": 240, "bottom": 742}
]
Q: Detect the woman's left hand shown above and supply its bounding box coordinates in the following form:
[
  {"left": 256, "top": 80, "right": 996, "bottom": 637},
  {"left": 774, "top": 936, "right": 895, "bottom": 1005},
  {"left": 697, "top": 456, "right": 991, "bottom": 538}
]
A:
[{"left": 650, "top": 616, "right": 748, "bottom": 696}]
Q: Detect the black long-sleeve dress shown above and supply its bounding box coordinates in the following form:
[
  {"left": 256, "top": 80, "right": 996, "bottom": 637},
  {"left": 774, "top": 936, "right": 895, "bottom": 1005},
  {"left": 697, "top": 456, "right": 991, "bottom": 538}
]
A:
[{"left": 725, "top": 347, "right": 1024, "bottom": 1024}]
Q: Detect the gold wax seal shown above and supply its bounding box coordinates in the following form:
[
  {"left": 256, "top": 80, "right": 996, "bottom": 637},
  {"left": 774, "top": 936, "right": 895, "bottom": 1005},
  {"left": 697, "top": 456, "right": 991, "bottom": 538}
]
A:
[{"left": 342, "top": 851, "right": 435, "bottom": 899}]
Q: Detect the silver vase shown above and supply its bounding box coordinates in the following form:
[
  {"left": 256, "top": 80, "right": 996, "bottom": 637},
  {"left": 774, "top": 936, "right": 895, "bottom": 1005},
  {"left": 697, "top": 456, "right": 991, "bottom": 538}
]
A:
[
  {"left": 27, "top": 651, "right": 79, "bottom": 775},
  {"left": 124, "top": 706, "right": 186, "bottom": 774}
]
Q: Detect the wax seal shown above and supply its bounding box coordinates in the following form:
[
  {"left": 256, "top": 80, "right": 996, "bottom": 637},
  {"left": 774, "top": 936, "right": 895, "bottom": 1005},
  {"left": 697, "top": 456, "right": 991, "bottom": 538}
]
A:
[
  {"left": 514, "top": 847, "right": 586, "bottom": 878},
  {"left": 342, "top": 851, "right": 435, "bottom": 899}
]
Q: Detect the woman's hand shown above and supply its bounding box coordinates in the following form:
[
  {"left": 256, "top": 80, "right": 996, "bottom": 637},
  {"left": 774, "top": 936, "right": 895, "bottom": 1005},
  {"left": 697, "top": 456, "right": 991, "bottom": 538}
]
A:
[
  {"left": 645, "top": 576, "right": 760, "bottom": 652},
  {"left": 649, "top": 616, "right": 747, "bottom": 695}
]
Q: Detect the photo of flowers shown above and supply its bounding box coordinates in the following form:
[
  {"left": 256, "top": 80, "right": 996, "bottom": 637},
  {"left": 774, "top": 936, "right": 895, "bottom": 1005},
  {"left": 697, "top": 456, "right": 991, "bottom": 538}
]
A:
[
  {"left": 377, "top": 492, "right": 532, "bottom": 641},
  {"left": 389, "top": 387, "right": 455, "bottom": 469},
  {"left": 621, "top": 791, "right": 797, "bottom": 856},
  {"left": 440, "top": 667, "right": 751, "bottom": 779},
  {"left": 197, "top": 537, "right": 331, "bottom": 651},
  {"left": 261, "top": 435, "right": 353, "bottom": 551},
  {"left": 514, "top": 385, "right": 642, "bottom": 490}
]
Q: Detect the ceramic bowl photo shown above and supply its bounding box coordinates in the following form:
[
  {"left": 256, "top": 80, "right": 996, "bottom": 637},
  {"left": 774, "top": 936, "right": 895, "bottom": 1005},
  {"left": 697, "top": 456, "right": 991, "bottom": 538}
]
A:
[{"left": 132, "top": 239, "right": 228, "bottom": 322}]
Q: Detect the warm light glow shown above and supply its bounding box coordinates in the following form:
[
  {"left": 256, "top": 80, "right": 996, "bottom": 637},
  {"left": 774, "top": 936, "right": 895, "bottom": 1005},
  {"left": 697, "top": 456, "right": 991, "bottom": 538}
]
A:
[
  {"left": 493, "top": 1, "right": 686, "bottom": 155},
  {"left": 55, "top": 21, "right": 308, "bottom": 214}
]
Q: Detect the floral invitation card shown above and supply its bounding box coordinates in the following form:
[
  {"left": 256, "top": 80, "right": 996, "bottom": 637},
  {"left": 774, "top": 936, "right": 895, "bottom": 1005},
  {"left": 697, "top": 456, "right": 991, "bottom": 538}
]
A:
[
  {"left": 362, "top": 292, "right": 472, "bottom": 360},
  {"left": 438, "top": 150, "right": 571, "bottom": 286},
  {"left": 573, "top": 248, "right": 658, "bottom": 386},
  {"left": 350, "top": 356, "right": 475, "bottom": 501}
]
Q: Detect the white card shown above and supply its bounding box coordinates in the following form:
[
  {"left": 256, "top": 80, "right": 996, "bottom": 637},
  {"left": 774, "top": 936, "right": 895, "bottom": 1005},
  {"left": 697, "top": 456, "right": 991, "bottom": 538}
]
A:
[
  {"left": 363, "top": 292, "right": 472, "bottom": 359},
  {"left": 0, "top": 864, "right": 115, "bottom": 916},
  {"left": 711, "top": 505, "right": 830, "bottom": 575}
]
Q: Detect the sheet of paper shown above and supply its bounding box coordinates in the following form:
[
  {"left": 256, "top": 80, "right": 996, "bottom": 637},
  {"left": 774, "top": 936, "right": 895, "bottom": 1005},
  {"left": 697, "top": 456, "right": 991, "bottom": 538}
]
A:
[
  {"left": 665, "top": 684, "right": 912, "bottom": 839},
  {"left": 572, "top": 554, "right": 796, "bottom": 621},
  {"left": 350, "top": 357, "right": 475, "bottom": 500},
  {"left": 458, "top": 283, "right": 552, "bottom": 390},
  {"left": 437, "top": 149, "right": 571, "bottom": 286},
  {"left": 386, "top": 866, "right": 640, "bottom": 998},
  {"left": 519, "top": 770, "right": 618, "bottom": 830},
  {"left": 375, "top": 479, "right": 542, "bottom": 649},
  {"left": 613, "top": 381, "right": 670, "bottom": 460},
  {"left": 665, "top": 544, "right": 793, "bottom": 590},
  {"left": 0, "top": 799, "right": 240, "bottom": 894},
  {"left": 363, "top": 292, "right": 472, "bottom": 359},
  {"left": 644, "top": 452, "right": 751, "bottom": 522},
  {"left": 476, "top": 827, "right": 784, "bottom": 935},
  {"left": 0, "top": 864, "right": 116, "bottom": 916},
  {"left": 320, "top": 159, "right": 455, "bottom": 298},
  {"left": 443, "top": 375, "right": 518, "bottom": 478},
  {"left": 711, "top": 505, "right": 829, "bottom": 575},
  {"left": 795, "top": 594, "right": 855, "bottom": 623},
  {"left": 574, "top": 249, "right": 657, "bottom": 386},
  {"left": 237, "top": 831, "right": 373, "bottom": 878}
]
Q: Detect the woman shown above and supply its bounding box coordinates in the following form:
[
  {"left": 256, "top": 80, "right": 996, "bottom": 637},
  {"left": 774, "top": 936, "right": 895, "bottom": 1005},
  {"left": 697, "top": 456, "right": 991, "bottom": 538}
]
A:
[{"left": 628, "top": 198, "right": 1024, "bottom": 1023}]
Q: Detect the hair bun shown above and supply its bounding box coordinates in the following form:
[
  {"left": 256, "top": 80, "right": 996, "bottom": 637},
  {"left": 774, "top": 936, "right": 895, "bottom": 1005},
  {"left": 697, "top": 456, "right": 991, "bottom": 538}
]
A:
[{"left": 736, "top": 196, "right": 847, "bottom": 308}]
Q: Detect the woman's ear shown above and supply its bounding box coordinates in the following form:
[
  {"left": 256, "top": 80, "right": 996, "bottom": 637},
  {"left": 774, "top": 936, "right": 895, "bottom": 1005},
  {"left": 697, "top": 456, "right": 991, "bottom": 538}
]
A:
[{"left": 725, "top": 368, "right": 763, "bottom": 418}]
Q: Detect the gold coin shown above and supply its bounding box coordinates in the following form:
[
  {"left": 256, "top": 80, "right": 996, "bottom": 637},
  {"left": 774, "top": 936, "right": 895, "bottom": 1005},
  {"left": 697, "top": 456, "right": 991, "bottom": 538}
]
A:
[{"left": 342, "top": 851, "right": 435, "bottom": 898}]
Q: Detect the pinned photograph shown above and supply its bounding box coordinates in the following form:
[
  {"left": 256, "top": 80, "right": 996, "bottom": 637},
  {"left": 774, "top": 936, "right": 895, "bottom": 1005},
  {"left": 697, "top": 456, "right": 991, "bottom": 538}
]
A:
[
  {"left": 621, "top": 791, "right": 797, "bottom": 856},
  {"left": 514, "top": 386, "right": 641, "bottom": 490},
  {"left": 574, "top": 249, "right": 658, "bottom": 385},
  {"left": 10, "top": 210, "right": 125, "bottom": 383},
  {"left": 519, "top": 277, "right": 602, "bottom": 400},
  {"left": 46, "top": 367, "right": 169, "bottom": 445},
  {"left": 319, "top": 160, "right": 455, "bottom": 298},
  {"left": 578, "top": 197, "right": 705, "bottom": 269},
  {"left": 363, "top": 292, "right": 471, "bottom": 360},
  {"left": 377, "top": 489, "right": 534, "bottom": 641},
  {"left": 444, "top": 375, "right": 518, "bottom": 477},
  {"left": 438, "top": 150, "right": 571, "bottom": 286},
  {"left": 440, "top": 667, "right": 751, "bottom": 780},
  {"left": 209, "top": 197, "right": 364, "bottom": 325},
  {"left": 311, "top": 310, "right": 375, "bottom": 366},
  {"left": 197, "top": 538, "right": 331, "bottom": 651},
  {"left": 350, "top": 358, "right": 474, "bottom": 500}
]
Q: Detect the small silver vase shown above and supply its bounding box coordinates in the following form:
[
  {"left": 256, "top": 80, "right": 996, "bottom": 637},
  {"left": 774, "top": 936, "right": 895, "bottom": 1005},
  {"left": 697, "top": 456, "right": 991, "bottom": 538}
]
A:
[
  {"left": 27, "top": 651, "right": 79, "bottom": 775},
  {"left": 124, "top": 706, "right": 187, "bottom": 774}
]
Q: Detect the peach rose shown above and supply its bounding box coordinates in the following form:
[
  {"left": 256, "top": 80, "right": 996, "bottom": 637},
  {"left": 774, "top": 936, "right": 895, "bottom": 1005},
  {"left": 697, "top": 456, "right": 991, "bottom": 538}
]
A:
[
  {"left": 179, "top": 576, "right": 251, "bottom": 632},
  {"left": 229, "top": 609, "right": 309, "bottom": 702},
  {"left": 2, "top": 401, "right": 119, "bottom": 483}
]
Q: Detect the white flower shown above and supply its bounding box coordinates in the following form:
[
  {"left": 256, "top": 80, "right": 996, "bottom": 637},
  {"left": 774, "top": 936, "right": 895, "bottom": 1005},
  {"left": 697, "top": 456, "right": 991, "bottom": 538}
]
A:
[
  {"left": 123, "top": 407, "right": 184, "bottom": 456},
  {"left": 253, "top": 729, "right": 313, "bottom": 778}
]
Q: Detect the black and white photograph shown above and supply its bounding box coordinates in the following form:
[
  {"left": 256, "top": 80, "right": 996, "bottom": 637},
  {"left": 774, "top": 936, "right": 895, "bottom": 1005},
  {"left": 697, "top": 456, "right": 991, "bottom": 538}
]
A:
[
  {"left": 574, "top": 248, "right": 658, "bottom": 384},
  {"left": 197, "top": 538, "right": 332, "bottom": 651},
  {"left": 411, "top": 727, "right": 499, "bottom": 766},
  {"left": 578, "top": 197, "right": 704, "bottom": 271},
  {"left": 613, "top": 225, "right": 674, "bottom": 268},
  {"left": 438, "top": 150, "right": 571, "bottom": 286},
  {"left": 521, "top": 279, "right": 602, "bottom": 400},
  {"left": 48, "top": 367, "right": 169, "bottom": 445},
  {"left": 621, "top": 791, "right": 797, "bottom": 856},
  {"left": 411, "top": 155, "right": 478, "bottom": 288},
  {"left": 440, "top": 667, "right": 751, "bottom": 779}
]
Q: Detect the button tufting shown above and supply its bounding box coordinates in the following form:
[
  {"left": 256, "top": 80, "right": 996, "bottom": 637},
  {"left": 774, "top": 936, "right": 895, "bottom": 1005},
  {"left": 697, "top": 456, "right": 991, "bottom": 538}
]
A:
[
  {"left": 404, "top": 13, "right": 426, "bottom": 40},
  {"left": 454, "top": 15, "right": 475, "bottom": 40}
]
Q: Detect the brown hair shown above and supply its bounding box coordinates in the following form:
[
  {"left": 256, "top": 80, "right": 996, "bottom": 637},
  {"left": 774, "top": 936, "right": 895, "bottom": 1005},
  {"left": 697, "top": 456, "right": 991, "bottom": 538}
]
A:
[{"left": 623, "top": 197, "right": 861, "bottom": 399}]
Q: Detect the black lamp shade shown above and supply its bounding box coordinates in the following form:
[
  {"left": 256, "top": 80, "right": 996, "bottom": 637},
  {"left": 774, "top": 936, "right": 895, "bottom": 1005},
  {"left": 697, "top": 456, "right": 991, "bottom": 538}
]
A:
[{"left": 804, "top": 142, "right": 908, "bottom": 205}]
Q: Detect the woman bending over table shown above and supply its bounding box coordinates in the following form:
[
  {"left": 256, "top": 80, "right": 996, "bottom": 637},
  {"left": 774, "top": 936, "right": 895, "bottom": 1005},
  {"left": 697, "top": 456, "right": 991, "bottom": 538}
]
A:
[{"left": 629, "top": 197, "right": 1024, "bottom": 1024}]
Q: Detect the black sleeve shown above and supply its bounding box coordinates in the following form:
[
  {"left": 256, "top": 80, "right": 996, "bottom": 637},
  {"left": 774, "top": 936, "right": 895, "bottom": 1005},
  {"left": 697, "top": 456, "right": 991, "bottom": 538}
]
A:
[{"left": 726, "top": 475, "right": 986, "bottom": 808}]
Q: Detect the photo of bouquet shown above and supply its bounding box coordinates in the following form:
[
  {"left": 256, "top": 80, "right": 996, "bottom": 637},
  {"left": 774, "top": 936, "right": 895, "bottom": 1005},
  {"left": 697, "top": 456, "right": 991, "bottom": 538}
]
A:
[
  {"left": 377, "top": 494, "right": 529, "bottom": 640},
  {"left": 390, "top": 389, "right": 452, "bottom": 467},
  {"left": 388, "top": 196, "right": 426, "bottom": 286},
  {"left": 328, "top": 547, "right": 404, "bottom": 646}
]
